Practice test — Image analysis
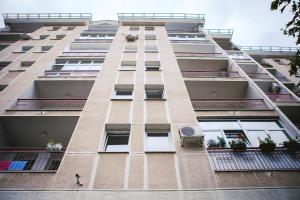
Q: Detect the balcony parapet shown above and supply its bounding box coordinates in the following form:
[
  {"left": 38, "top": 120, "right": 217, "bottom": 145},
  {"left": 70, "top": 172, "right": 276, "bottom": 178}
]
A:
[
  {"left": 7, "top": 98, "right": 87, "bottom": 111},
  {"left": 175, "top": 52, "right": 224, "bottom": 58},
  {"left": 42, "top": 70, "right": 100, "bottom": 78},
  {"left": 191, "top": 99, "right": 271, "bottom": 111},
  {"left": 182, "top": 71, "right": 241, "bottom": 78},
  {"left": 118, "top": 13, "right": 205, "bottom": 20}
]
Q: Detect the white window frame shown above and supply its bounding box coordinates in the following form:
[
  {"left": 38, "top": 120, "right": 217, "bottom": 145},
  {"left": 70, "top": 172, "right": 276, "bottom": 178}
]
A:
[
  {"left": 51, "top": 59, "right": 103, "bottom": 71},
  {"left": 145, "top": 130, "right": 172, "bottom": 152},
  {"left": 104, "top": 131, "right": 130, "bottom": 152}
]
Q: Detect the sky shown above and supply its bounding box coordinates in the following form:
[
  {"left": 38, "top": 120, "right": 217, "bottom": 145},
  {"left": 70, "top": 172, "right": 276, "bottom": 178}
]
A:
[{"left": 0, "top": 0, "right": 298, "bottom": 47}]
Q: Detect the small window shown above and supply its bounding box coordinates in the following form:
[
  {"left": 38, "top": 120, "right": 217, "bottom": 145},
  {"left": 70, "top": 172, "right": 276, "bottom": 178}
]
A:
[
  {"left": 145, "top": 61, "right": 161, "bottom": 71},
  {"left": 145, "top": 34, "right": 156, "bottom": 40},
  {"left": 41, "top": 46, "right": 52, "bottom": 52},
  {"left": 21, "top": 61, "right": 35, "bottom": 67},
  {"left": 66, "top": 26, "right": 75, "bottom": 30},
  {"left": 124, "top": 44, "right": 137, "bottom": 52},
  {"left": 145, "top": 45, "right": 158, "bottom": 52},
  {"left": 130, "top": 26, "right": 139, "bottom": 31},
  {"left": 40, "top": 35, "right": 49, "bottom": 40},
  {"left": 49, "top": 26, "right": 61, "bottom": 31},
  {"left": 0, "top": 62, "right": 11, "bottom": 71},
  {"left": 22, "top": 46, "right": 33, "bottom": 52},
  {"left": 146, "top": 132, "right": 170, "bottom": 151},
  {"left": 120, "top": 61, "right": 136, "bottom": 71},
  {"left": 145, "top": 89, "right": 164, "bottom": 99},
  {"left": 145, "top": 26, "right": 155, "bottom": 31},
  {"left": 104, "top": 132, "right": 129, "bottom": 152},
  {"left": 112, "top": 85, "right": 134, "bottom": 100},
  {"left": 56, "top": 34, "right": 66, "bottom": 40}
]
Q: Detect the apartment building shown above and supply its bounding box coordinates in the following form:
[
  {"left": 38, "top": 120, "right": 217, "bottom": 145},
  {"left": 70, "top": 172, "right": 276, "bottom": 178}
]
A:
[{"left": 0, "top": 13, "right": 299, "bottom": 199}]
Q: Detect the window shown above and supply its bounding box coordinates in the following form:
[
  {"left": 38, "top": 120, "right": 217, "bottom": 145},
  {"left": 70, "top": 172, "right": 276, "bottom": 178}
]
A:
[
  {"left": 120, "top": 61, "right": 136, "bottom": 71},
  {"left": 145, "top": 26, "right": 155, "bottom": 31},
  {"left": 39, "top": 35, "right": 49, "bottom": 40},
  {"left": 146, "top": 131, "right": 170, "bottom": 151},
  {"left": 104, "top": 131, "right": 129, "bottom": 152},
  {"left": 145, "top": 45, "right": 158, "bottom": 53},
  {"left": 130, "top": 26, "right": 139, "bottom": 31},
  {"left": 22, "top": 46, "right": 33, "bottom": 52},
  {"left": 49, "top": 26, "right": 61, "bottom": 31},
  {"left": 112, "top": 85, "right": 134, "bottom": 100},
  {"left": 0, "top": 62, "right": 11, "bottom": 71},
  {"left": 145, "top": 34, "right": 156, "bottom": 40},
  {"left": 21, "top": 61, "right": 35, "bottom": 67},
  {"left": 56, "top": 34, "right": 66, "bottom": 40},
  {"left": 41, "top": 46, "right": 52, "bottom": 52},
  {"left": 145, "top": 89, "right": 164, "bottom": 99},
  {"left": 199, "top": 120, "right": 291, "bottom": 147},
  {"left": 124, "top": 44, "right": 137, "bottom": 52},
  {"left": 66, "top": 26, "right": 75, "bottom": 30},
  {"left": 51, "top": 59, "right": 103, "bottom": 71},
  {"left": 145, "top": 61, "right": 161, "bottom": 71}
]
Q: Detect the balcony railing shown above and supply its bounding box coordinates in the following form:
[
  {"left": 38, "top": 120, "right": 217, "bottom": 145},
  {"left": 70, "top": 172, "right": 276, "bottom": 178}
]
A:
[
  {"left": 246, "top": 72, "right": 272, "bottom": 79},
  {"left": 207, "top": 148, "right": 300, "bottom": 172},
  {"left": 8, "top": 98, "right": 87, "bottom": 111},
  {"left": 61, "top": 51, "right": 107, "bottom": 58},
  {"left": 175, "top": 52, "right": 224, "bottom": 58},
  {"left": 74, "top": 39, "right": 113, "bottom": 43},
  {"left": 181, "top": 71, "right": 241, "bottom": 78},
  {"left": 170, "top": 39, "right": 211, "bottom": 43},
  {"left": 191, "top": 99, "right": 270, "bottom": 111},
  {"left": 266, "top": 94, "right": 299, "bottom": 103},
  {"left": 3, "top": 13, "right": 92, "bottom": 20},
  {"left": 43, "top": 70, "right": 100, "bottom": 77},
  {"left": 118, "top": 13, "right": 205, "bottom": 20},
  {"left": 203, "top": 29, "right": 234, "bottom": 35},
  {"left": 240, "top": 46, "right": 299, "bottom": 52},
  {"left": 0, "top": 148, "right": 64, "bottom": 172}
]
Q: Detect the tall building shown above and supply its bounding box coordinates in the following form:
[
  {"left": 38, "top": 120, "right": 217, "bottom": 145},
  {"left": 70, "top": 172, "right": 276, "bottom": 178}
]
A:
[{"left": 0, "top": 13, "right": 300, "bottom": 199}]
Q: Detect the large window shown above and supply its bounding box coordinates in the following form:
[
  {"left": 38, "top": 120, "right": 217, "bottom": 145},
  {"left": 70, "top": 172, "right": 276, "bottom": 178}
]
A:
[
  {"left": 79, "top": 33, "right": 115, "bottom": 40},
  {"left": 168, "top": 33, "right": 207, "bottom": 41},
  {"left": 200, "top": 120, "right": 289, "bottom": 147},
  {"left": 51, "top": 60, "right": 103, "bottom": 71}
]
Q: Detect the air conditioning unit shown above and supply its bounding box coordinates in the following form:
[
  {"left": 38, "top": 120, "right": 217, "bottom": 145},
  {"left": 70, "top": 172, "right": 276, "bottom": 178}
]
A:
[
  {"left": 125, "top": 34, "right": 138, "bottom": 42},
  {"left": 179, "top": 126, "right": 204, "bottom": 147},
  {"left": 270, "top": 82, "right": 281, "bottom": 94}
]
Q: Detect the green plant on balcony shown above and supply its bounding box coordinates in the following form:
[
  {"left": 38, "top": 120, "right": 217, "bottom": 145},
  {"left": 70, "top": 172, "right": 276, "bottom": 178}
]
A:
[
  {"left": 207, "top": 139, "right": 219, "bottom": 148},
  {"left": 258, "top": 134, "right": 276, "bottom": 153},
  {"left": 229, "top": 136, "right": 247, "bottom": 151},
  {"left": 217, "top": 136, "right": 226, "bottom": 148},
  {"left": 282, "top": 136, "right": 300, "bottom": 151}
]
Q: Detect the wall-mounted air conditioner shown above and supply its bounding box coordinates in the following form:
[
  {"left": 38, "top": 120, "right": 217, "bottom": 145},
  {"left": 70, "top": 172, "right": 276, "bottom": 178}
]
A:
[
  {"left": 125, "top": 34, "right": 138, "bottom": 42},
  {"left": 178, "top": 126, "right": 204, "bottom": 147}
]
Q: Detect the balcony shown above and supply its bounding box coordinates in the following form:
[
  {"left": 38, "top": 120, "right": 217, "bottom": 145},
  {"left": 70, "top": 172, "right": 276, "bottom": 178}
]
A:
[
  {"left": 168, "top": 33, "right": 210, "bottom": 44},
  {"left": 255, "top": 81, "right": 300, "bottom": 104},
  {"left": 175, "top": 52, "right": 224, "bottom": 58},
  {"left": 240, "top": 46, "right": 299, "bottom": 58},
  {"left": 118, "top": 13, "right": 205, "bottom": 20},
  {"left": 43, "top": 70, "right": 99, "bottom": 78},
  {"left": 185, "top": 80, "right": 271, "bottom": 111},
  {"left": 239, "top": 63, "right": 273, "bottom": 80},
  {"left": 7, "top": 80, "right": 94, "bottom": 111},
  {"left": 267, "top": 68, "right": 291, "bottom": 82},
  {"left": 203, "top": 29, "right": 233, "bottom": 39},
  {"left": 191, "top": 99, "right": 270, "bottom": 111},
  {"left": 207, "top": 148, "right": 300, "bottom": 172},
  {"left": 181, "top": 71, "right": 240, "bottom": 78}
]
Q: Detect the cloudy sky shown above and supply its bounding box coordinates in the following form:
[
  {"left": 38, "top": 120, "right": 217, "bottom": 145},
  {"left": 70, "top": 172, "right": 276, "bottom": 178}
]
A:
[{"left": 0, "top": 0, "right": 298, "bottom": 47}]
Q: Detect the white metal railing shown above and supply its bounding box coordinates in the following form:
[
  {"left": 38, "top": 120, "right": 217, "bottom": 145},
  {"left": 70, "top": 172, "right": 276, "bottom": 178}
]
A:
[
  {"left": 118, "top": 13, "right": 205, "bottom": 20},
  {"left": 240, "top": 46, "right": 299, "bottom": 52},
  {"left": 3, "top": 13, "right": 92, "bottom": 20},
  {"left": 203, "top": 29, "right": 233, "bottom": 35}
]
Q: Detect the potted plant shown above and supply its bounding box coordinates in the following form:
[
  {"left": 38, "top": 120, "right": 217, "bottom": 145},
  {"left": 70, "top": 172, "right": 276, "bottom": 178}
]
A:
[
  {"left": 47, "top": 139, "right": 63, "bottom": 151},
  {"left": 229, "top": 139, "right": 247, "bottom": 151},
  {"left": 207, "top": 139, "right": 219, "bottom": 148},
  {"left": 217, "top": 136, "right": 226, "bottom": 148},
  {"left": 282, "top": 137, "right": 300, "bottom": 151},
  {"left": 258, "top": 134, "right": 276, "bottom": 153}
]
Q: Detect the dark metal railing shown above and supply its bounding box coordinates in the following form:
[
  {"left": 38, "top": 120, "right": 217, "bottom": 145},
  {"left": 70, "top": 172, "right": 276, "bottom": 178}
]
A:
[
  {"left": 118, "top": 13, "right": 205, "bottom": 20},
  {"left": 44, "top": 70, "right": 99, "bottom": 77},
  {"left": 182, "top": 70, "right": 241, "bottom": 78},
  {"left": 266, "top": 94, "right": 299, "bottom": 103},
  {"left": 175, "top": 52, "right": 223, "bottom": 58},
  {"left": 246, "top": 72, "right": 272, "bottom": 79},
  {"left": 8, "top": 98, "right": 87, "bottom": 111},
  {"left": 207, "top": 148, "right": 300, "bottom": 172},
  {"left": 191, "top": 99, "right": 270, "bottom": 111},
  {"left": 0, "top": 148, "right": 65, "bottom": 172},
  {"left": 3, "top": 13, "right": 92, "bottom": 20}
]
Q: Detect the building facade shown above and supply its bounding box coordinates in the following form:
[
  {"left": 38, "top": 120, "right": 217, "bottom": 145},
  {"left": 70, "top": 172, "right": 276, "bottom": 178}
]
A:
[{"left": 0, "top": 13, "right": 299, "bottom": 199}]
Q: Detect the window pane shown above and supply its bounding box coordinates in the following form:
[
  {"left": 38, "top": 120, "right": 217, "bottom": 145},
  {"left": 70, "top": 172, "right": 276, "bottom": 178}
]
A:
[
  {"left": 268, "top": 130, "right": 289, "bottom": 146},
  {"left": 224, "top": 130, "right": 251, "bottom": 147},
  {"left": 116, "top": 90, "right": 132, "bottom": 96},
  {"left": 246, "top": 131, "right": 267, "bottom": 147},
  {"left": 146, "top": 133, "right": 170, "bottom": 151},
  {"left": 105, "top": 134, "right": 129, "bottom": 152},
  {"left": 62, "top": 65, "right": 77, "bottom": 70},
  {"left": 203, "top": 131, "right": 223, "bottom": 146},
  {"left": 199, "top": 121, "right": 240, "bottom": 130},
  {"left": 241, "top": 121, "right": 281, "bottom": 130},
  {"left": 146, "top": 90, "right": 163, "bottom": 99}
]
